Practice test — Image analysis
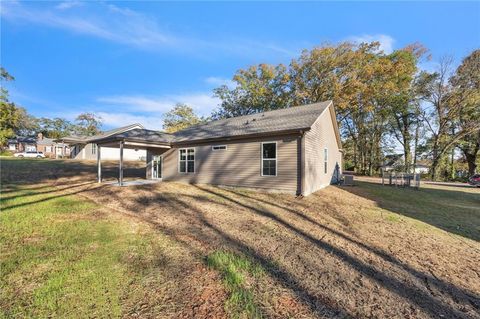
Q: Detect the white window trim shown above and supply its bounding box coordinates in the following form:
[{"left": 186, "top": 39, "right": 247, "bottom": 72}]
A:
[
  {"left": 324, "top": 147, "right": 328, "bottom": 174},
  {"left": 91, "top": 143, "right": 97, "bottom": 155},
  {"left": 261, "top": 141, "right": 277, "bottom": 177},
  {"left": 212, "top": 145, "right": 227, "bottom": 151},
  {"left": 178, "top": 148, "right": 195, "bottom": 174}
]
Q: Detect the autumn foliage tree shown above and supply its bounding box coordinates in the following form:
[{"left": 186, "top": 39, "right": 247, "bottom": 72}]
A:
[
  {"left": 163, "top": 103, "right": 205, "bottom": 133},
  {"left": 212, "top": 43, "right": 479, "bottom": 179}
]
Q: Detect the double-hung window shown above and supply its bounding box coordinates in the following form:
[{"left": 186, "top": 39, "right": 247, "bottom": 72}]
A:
[
  {"left": 92, "top": 143, "right": 97, "bottom": 155},
  {"left": 261, "top": 142, "right": 277, "bottom": 176},
  {"left": 179, "top": 148, "right": 195, "bottom": 173},
  {"left": 324, "top": 148, "right": 328, "bottom": 174}
]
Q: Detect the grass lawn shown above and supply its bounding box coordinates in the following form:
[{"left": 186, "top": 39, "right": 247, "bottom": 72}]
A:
[
  {"left": 1, "top": 158, "right": 479, "bottom": 318},
  {"left": 350, "top": 177, "right": 480, "bottom": 241},
  {"left": 0, "top": 181, "right": 202, "bottom": 318}
]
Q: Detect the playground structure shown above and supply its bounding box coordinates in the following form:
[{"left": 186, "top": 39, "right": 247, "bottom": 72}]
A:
[{"left": 382, "top": 171, "right": 421, "bottom": 190}]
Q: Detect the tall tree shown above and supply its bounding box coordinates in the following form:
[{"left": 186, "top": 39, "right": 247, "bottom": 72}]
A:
[
  {"left": 212, "top": 42, "right": 427, "bottom": 175},
  {"left": 38, "top": 117, "right": 75, "bottom": 139},
  {"left": 450, "top": 50, "right": 480, "bottom": 176},
  {"left": 212, "top": 64, "right": 291, "bottom": 119},
  {"left": 385, "top": 45, "right": 428, "bottom": 172},
  {"left": 163, "top": 103, "right": 205, "bottom": 133},
  {"left": 417, "top": 56, "right": 479, "bottom": 180},
  {"left": 74, "top": 113, "right": 102, "bottom": 136}
]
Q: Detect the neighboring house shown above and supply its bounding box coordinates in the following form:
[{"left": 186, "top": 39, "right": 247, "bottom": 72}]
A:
[
  {"left": 36, "top": 133, "right": 71, "bottom": 158},
  {"left": 91, "top": 101, "right": 343, "bottom": 196},
  {"left": 7, "top": 136, "right": 37, "bottom": 152},
  {"left": 414, "top": 163, "right": 430, "bottom": 174},
  {"left": 381, "top": 154, "right": 404, "bottom": 172},
  {"left": 59, "top": 124, "right": 147, "bottom": 161},
  {"left": 381, "top": 154, "right": 430, "bottom": 174}
]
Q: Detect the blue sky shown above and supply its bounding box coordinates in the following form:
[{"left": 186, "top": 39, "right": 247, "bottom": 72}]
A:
[{"left": 2, "top": 1, "right": 479, "bottom": 130}]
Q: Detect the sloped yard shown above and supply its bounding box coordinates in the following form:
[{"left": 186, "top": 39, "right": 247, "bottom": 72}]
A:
[{"left": 1, "top": 158, "right": 479, "bottom": 318}]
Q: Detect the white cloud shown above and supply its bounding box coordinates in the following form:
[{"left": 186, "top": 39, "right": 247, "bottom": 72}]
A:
[
  {"left": 97, "top": 93, "right": 220, "bottom": 116},
  {"left": 2, "top": 1, "right": 174, "bottom": 50},
  {"left": 1, "top": 1, "right": 295, "bottom": 58},
  {"left": 55, "top": 1, "right": 83, "bottom": 10},
  {"left": 347, "top": 34, "right": 395, "bottom": 54},
  {"left": 204, "top": 77, "right": 236, "bottom": 89}
]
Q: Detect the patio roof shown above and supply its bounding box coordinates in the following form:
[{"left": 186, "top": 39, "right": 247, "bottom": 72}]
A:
[{"left": 89, "top": 128, "right": 174, "bottom": 149}]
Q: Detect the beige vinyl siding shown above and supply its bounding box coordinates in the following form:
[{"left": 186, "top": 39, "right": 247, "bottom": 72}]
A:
[
  {"left": 148, "top": 135, "right": 299, "bottom": 193},
  {"left": 303, "top": 105, "right": 342, "bottom": 196}
]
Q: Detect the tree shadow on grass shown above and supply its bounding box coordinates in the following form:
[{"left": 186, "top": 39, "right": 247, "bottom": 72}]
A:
[
  {"left": 339, "top": 180, "right": 480, "bottom": 242},
  {"left": 215, "top": 186, "right": 480, "bottom": 306},
  {"left": 191, "top": 185, "right": 479, "bottom": 318},
  {"left": 93, "top": 183, "right": 479, "bottom": 318}
]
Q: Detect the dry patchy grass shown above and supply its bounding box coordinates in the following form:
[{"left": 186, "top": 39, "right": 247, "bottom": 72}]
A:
[{"left": 1, "top": 158, "right": 479, "bottom": 318}]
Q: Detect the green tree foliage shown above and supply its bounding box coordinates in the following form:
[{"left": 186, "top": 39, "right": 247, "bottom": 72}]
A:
[
  {"left": 38, "top": 117, "right": 75, "bottom": 139},
  {"left": 213, "top": 42, "right": 423, "bottom": 175},
  {"left": 0, "top": 68, "right": 17, "bottom": 145},
  {"left": 417, "top": 55, "right": 479, "bottom": 180},
  {"left": 212, "top": 43, "right": 479, "bottom": 179},
  {"left": 212, "top": 64, "right": 291, "bottom": 119},
  {"left": 0, "top": 67, "right": 38, "bottom": 145},
  {"left": 74, "top": 112, "right": 102, "bottom": 136},
  {"left": 449, "top": 50, "right": 480, "bottom": 176},
  {"left": 163, "top": 103, "right": 205, "bottom": 133}
]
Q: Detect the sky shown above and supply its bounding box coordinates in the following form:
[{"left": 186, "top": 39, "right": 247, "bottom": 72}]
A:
[{"left": 1, "top": 1, "right": 479, "bottom": 130}]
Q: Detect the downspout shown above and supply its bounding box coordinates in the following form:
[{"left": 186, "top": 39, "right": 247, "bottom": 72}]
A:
[{"left": 297, "top": 130, "right": 306, "bottom": 197}]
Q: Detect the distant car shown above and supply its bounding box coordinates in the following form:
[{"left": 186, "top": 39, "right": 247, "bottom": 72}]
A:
[
  {"left": 468, "top": 174, "right": 480, "bottom": 187},
  {"left": 14, "top": 151, "right": 45, "bottom": 158}
]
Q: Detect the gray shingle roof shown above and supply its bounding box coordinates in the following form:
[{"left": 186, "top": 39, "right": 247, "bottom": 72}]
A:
[
  {"left": 83, "top": 101, "right": 333, "bottom": 145},
  {"left": 92, "top": 128, "right": 174, "bottom": 144},
  {"left": 172, "top": 101, "right": 332, "bottom": 142},
  {"left": 37, "top": 138, "right": 56, "bottom": 145},
  {"left": 59, "top": 123, "right": 145, "bottom": 143}
]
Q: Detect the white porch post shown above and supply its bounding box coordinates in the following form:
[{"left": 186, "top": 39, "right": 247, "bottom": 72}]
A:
[
  {"left": 97, "top": 144, "right": 102, "bottom": 183},
  {"left": 119, "top": 141, "right": 124, "bottom": 186}
]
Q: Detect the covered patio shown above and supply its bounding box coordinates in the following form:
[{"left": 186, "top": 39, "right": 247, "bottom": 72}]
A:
[{"left": 90, "top": 129, "right": 174, "bottom": 186}]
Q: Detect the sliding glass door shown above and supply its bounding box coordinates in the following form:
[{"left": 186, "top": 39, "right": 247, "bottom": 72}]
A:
[{"left": 152, "top": 155, "right": 162, "bottom": 179}]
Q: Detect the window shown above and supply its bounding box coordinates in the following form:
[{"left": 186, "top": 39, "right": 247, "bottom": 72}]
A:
[
  {"left": 179, "top": 148, "right": 195, "bottom": 173},
  {"left": 261, "top": 142, "right": 277, "bottom": 176},
  {"left": 324, "top": 148, "right": 328, "bottom": 174},
  {"left": 212, "top": 145, "right": 227, "bottom": 151},
  {"left": 91, "top": 144, "right": 97, "bottom": 155},
  {"left": 45, "top": 146, "right": 52, "bottom": 153}
]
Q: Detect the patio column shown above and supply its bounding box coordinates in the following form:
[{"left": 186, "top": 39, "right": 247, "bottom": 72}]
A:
[
  {"left": 119, "top": 141, "right": 124, "bottom": 186},
  {"left": 97, "top": 144, "right": 102, "bottom": 183}
]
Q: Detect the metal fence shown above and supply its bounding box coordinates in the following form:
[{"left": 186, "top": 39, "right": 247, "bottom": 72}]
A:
[{"left": 381, "top": 172, "right": 421, "bottom": 190}]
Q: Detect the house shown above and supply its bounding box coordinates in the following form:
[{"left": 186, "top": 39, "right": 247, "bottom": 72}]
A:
[
  {"left": 59, "top": 124, "right": 147, "bottom": 161},
  {"left": 381, "top": 154, "right": 404, "bottom": 172},
  {"left": 35, "top": 133, "right": 71, "bottom": 158},
  {"left": 381, "top": 154, "right": 430, "bottom": 174},
  {"left": 90, "top": 101, "right": 343, "bottom": 196},
  {"left": 413, "top": 163, "right": 430, "bottom": 174},
  {"left": 7, "top": 136, "right": 37, "bottom": 152}
]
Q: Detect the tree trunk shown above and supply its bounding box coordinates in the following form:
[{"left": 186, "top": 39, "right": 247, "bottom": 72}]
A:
[
  {"left": 450, "top": 147, "right": 455, "bottom": 180},
  {"left": 465, "top": 153, "right": 477, "bottom": 176},
  {"left": 413, "top": 122, "right": 419, "bottom": 172},
  {"left": 430, "top": 137, "right": 440, "bottom": 180}
]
